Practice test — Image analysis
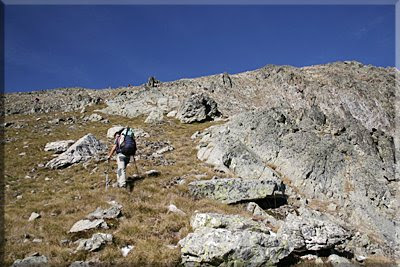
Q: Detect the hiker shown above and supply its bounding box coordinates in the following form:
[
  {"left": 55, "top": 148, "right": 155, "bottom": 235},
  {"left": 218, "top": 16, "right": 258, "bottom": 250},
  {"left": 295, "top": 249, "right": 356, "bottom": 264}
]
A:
[{"left": 107, "top": 127, "right": 137, "bottom": 188}]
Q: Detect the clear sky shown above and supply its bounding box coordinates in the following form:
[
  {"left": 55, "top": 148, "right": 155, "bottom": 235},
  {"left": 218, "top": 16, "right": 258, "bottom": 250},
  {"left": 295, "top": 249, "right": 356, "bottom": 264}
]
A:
[{"left": 5, "top": 5, "right": 395, "bottom": 92}]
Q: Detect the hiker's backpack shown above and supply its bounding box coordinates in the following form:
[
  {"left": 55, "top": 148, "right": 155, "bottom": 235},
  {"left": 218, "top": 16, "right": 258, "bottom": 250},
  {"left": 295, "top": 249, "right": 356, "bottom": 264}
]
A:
[{"left": 117, "top": 127, "right": 137, "bottom": 156}]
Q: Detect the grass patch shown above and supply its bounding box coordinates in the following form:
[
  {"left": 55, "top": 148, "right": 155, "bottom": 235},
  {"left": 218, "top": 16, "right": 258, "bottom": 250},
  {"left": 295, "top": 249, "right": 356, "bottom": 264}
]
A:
[{"left": 3, "top": 107, "right": 246, "bottom": 265}]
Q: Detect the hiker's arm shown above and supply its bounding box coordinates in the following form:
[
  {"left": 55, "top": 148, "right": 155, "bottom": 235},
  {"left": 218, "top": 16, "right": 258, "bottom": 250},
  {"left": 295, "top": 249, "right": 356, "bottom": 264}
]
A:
[{"left": 107, "top": 144, "right": 117, "bottom": 160}]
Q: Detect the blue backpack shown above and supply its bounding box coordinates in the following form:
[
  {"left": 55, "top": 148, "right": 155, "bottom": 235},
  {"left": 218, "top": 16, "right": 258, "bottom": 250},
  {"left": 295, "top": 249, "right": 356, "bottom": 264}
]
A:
[{"left": 117, "top": 128, "right": 137, "bottom": 156}]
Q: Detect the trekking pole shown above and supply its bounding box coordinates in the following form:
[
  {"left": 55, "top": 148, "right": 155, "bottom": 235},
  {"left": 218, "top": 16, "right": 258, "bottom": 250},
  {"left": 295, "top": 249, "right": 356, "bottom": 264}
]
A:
[{"left": 105, "top": 159, "right": 110, "bottom": 191}]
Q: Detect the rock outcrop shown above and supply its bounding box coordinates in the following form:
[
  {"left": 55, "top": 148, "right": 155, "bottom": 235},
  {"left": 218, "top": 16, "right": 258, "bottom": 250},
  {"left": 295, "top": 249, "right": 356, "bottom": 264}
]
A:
[
  {"left": 176, "top": 93, "right": 221, "bottom": 123},
  {"left": 196, "top": 107, "right": 400, "bottom": 258},
  {"left": 46, "top": 134, "right": 107, "bottom": 169}
]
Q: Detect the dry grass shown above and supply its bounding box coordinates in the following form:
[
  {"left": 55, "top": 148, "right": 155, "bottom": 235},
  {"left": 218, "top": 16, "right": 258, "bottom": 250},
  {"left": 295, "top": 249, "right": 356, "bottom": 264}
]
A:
[{"left": 3, "top": 105, "right": 246, "bottom": 266}]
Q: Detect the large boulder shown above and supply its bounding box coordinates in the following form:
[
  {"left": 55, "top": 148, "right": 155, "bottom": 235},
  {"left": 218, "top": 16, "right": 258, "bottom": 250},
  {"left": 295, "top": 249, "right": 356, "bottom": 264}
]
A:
[
  {"left": 188, "top": 177, "right": 284, "bottom": 204},
  {"left": 45, "top": 134, "right": 107, "bottom": 169},
  {"left": 176, "top": 93, "right": 221, "bottom": 123},
  {"left": 179, "top": 213, "right": 291, "bottom": 266}
]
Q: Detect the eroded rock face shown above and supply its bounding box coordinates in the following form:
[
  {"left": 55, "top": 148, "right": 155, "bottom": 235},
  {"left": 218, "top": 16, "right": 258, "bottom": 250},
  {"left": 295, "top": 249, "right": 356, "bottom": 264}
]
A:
[
  {"left": 45, "top": 134, "right": 107, "bottom": 169},
  {"left": 100, "top": 87, "right": 180, "bottom": 118},
  {"left": 196, "top": 107, "right": 400, "bottom": 258},
  {"left": 176, "top": 93, "right": 221, "bottom": 123},
  {"left": 188, "top": 177, "right": 284, "bottom": 204}
]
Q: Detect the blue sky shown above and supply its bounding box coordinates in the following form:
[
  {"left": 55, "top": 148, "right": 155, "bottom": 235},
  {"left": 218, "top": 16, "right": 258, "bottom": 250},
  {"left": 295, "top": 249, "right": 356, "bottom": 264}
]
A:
[{"left": 5, "top": 5, "right": 395, "bottom": 92}]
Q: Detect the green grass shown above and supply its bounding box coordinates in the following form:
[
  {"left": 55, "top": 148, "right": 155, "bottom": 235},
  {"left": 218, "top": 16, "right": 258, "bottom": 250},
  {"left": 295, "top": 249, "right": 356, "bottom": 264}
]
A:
[{"left": 3, "top": 105, "right": 246, "bottom": 266}]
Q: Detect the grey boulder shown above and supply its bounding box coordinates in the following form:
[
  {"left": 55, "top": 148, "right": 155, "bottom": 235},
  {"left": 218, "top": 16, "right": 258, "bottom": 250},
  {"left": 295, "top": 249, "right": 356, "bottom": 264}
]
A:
[
  {"left": 45, "top": 134, "right": 107, "bottom": 169},
  {"left": 44, "top": 140, "right": 75, "bottom": 154},
  {"left": 176, "top": 93, "right": 221, "bottom": 123},
  {"left": 75, "top": 233, "right": 113, "bottom": 252},
  {"left": 277, "top": 212, "right": 350, "bottom": 252},
  {"left": 191, "top": 212, "right": 270, "bottom": 233},
  {"left": 86, "top": 201, "right": 122, "bottom": 220},
  {"left": 188, "top": 177, "right": 284, "bottom": 204},
  {"left": 12, "top": 254, "right": 48, "bottom": 267},
  {"left": 179, "top": 227, "right": 291, "bottom": 266},
  {"left": 144, "top": 109, "right": 164, "bottom": 124},
  {"left": 69, "top": 219, "right": 108, "bottom": 233}
]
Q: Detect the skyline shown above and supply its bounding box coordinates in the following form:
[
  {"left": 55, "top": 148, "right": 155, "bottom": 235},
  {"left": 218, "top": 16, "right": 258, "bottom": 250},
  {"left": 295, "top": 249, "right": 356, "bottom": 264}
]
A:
[{"left": 5, "top": 5, "right": 396, "bottom": 92}]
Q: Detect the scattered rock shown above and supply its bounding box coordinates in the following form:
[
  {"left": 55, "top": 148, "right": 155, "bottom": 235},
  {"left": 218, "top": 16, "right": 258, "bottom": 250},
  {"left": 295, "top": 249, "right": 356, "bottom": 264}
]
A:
[
  {"left": 83, "top": 113, "right": 103, "bottom": 122},
  {"left": 121, "top": 245, "right": 134, "bottom": 257},
  {"left": 145, "top": 109, "right": 164, "bottom": 124},
  {"left": 69, "top": 219, "right": 108, "bottom": 233},
  {"left": 60, "top": 239, "right": 70, "bottom": 246},
  {"left": 28, "top": 212, "right": 41, "bottom": 222},
  {"left": 46, "top": 134, "right": 107, "bottom": 169},
  {"left": 154, "top": 145, "right": 174, "bottom": 155},
  {"left": 69, "top": 261, "right": 91, "bottom": 267},
  {"left": 32, "top": 238, "right": 43, "bottom": 243},
  {"left": 188, "top": 177, "right": 284, "bottom": 204},
  {"left": 326, "top": 254, "right": 353, "bottom": 266},
  {"left": 86, "top": 202, "right": 122, "bottom": 220},
  {"left": 167, "top": 204, "right": 186, "bottom": 216},
  {"left": 75, "top": 233, "right": 113, "bottom": 252},
  {"left": 176, "top": 93, "right": 221, "bottom": 123},
  {"left": 145, "top": 169, "right": 161, "bottom": 177},
  {"left": 4, "top": 121, "right": 14, "bottom": 127},
  {"left": 162, "top": 176, "right": 186, "bottom": 188},
  {"left": 44, "top": 140, "right": 75, "bottom": 154},
  {"left": 12, "top": 254, "right": 48, "bottom": 267},
  {"left": 19, "top": 152, "right": 26, "bottom": 156},
  {"left": 166, "top": 110, "right": 177, "bottom": 117}
]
